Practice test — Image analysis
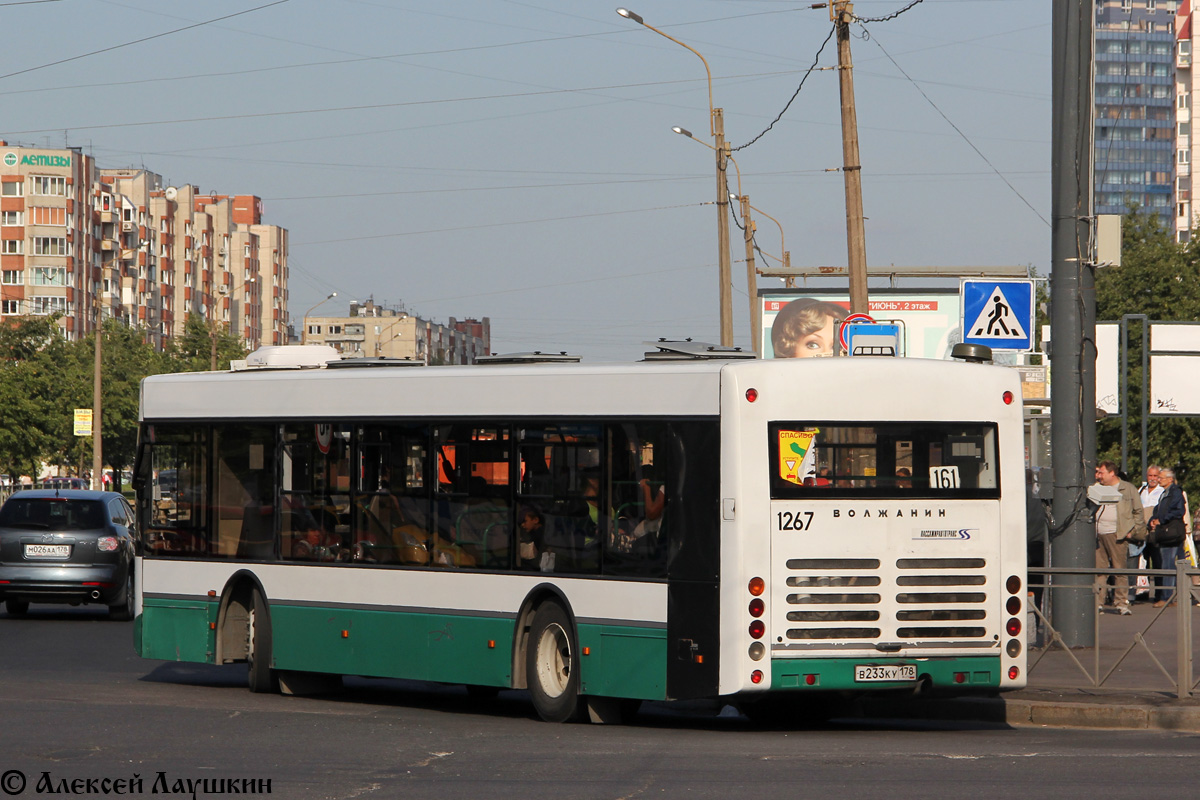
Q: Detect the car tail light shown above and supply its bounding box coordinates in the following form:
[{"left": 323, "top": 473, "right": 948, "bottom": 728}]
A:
[{"left": 97, "top": 536, "right": 119, "bottom": 552}]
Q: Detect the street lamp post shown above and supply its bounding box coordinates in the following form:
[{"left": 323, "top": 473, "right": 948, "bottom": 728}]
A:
[
  {"left": 373, "top": 313, "right": 409, "bottom": 356},
  {"left": 674, "top": 127, "right": 772, "bottom": 352},
  {"left": 300, "top": 292, "right": 338, "bottom": 344},
  {"left": 619, "top": 8, "right": 733, "bottom": 346}
]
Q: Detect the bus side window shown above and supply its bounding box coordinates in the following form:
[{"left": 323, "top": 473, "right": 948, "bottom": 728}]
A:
[{"left": 606, "top": 423, "right": 669, "bottom": 578}]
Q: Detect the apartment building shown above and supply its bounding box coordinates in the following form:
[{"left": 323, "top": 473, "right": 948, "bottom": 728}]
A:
[
  {"left": 305, "top": 300, "right": 490, "bottom": 364},
  {"left": 0, "top": 142, "right": 289, "bottom": 348},
  {"left": 1095, "top": 1, "right": 1179, "bottom": 221}
]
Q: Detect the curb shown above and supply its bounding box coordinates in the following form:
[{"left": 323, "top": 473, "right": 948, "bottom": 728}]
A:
[{"left": 856, "top": 696, "right": 1200, "bottom": 732}]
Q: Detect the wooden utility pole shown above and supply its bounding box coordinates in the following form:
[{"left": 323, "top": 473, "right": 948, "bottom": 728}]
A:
[
  {"left": 737, "top": 194, "right": 760, "bottom": 353},
  {"left": 831, "top": 1, "right": 869, "bottom": 314},
  {"left": 91, "top": 299, "right": 102, "bottom": 491},
  {"left": 714, "top": 108, "right": 735, "bottom": 347}
]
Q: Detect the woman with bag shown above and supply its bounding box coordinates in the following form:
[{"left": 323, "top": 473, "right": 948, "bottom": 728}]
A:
[{"left": 1148, "top": 468, "right": 1187, "bottom": 607}]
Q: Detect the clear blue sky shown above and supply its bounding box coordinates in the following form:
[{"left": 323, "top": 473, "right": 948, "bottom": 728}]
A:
[{"left": 1, "top": 0, "right": 1050, "bottom": 359}]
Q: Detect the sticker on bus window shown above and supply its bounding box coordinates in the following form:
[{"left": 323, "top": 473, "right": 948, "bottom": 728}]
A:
[
  {"left": 929, "top": 465, "right": 960, "bottom": 489},
  {"left": 778, "top": 429, "right": 818, "bottom": 486}
]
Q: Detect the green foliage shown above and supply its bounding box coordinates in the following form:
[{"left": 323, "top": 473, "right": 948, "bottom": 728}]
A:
[
  {"left": 1095, "top": 207, "right": 1200, "bottom": 498},
  {"left": 0, "top": 315, "right": 248, "bottom": 484}
]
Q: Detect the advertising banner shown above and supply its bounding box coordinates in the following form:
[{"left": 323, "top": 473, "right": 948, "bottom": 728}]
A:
[{"left": 759, "top": 290, "right": 962, "bottom": 360}]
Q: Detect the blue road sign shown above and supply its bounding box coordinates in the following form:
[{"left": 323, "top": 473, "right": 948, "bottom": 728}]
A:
[{"left": 960, "top": 280, "right": 1034, "bottom": 351}]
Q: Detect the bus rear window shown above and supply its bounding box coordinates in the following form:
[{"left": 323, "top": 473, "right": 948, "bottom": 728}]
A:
[{"left": 768, "top": 422, "right": 1000, "bottom": 499}]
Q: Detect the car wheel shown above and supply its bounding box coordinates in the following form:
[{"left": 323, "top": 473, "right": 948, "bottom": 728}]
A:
[
  {"left": 5, "top": 599, "right": 29, "bottom": 616},
  {"left": 108, "top": 570, "right": 134, "bottom": 621},
  {"left": 247, "top": 588, "right": 278, "bottom": 693},
  {"left": 525, "top": 602, "right": 583, "bottom": 722}
]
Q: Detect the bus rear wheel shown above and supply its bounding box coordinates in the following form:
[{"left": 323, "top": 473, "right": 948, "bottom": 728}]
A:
[
  {"left": 247, "top": 588, "right": 278, "bottom": 694},
  {"left": 526, "top": 602, "right": 582, "bottom": 722}
]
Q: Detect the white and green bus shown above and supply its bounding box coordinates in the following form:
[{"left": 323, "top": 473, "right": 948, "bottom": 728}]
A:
[{"left": 132, "top": 342, "right": 1028, "bottom": 722}]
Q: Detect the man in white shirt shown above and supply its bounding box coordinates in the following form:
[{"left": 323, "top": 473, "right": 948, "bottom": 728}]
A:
[
  {"left": 1094, "top": 461, "right": 1144, "bottom": 615},
  {"left": 1133, "top": 465, "right": 1163, "bottom": 603}
]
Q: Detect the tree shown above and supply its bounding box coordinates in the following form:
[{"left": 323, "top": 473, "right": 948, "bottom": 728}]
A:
[
  {"left": 1095, "top": 207, "right": 1200, "bottom": 499},
  {"left": 0, "top": 317, "right": 68, "bottom": 482},
  {"left": 168, "top": 313, "right": 248, "bottom": 373}
]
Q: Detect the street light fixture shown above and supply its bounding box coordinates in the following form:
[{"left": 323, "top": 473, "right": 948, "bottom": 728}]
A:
[
  {"left": 301, "top": 292, "right": 338, "bottom": 344},
  {"left": 620, "top": 8, "right": 733, "bottom": 347},
  {"left": 674, "top": 126, "right": 769, "bottom": 352}
]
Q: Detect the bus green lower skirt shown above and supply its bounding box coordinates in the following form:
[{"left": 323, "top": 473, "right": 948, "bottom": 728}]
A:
[{"left": 771, "top": 655, "right": 1000, "bottom": 691}]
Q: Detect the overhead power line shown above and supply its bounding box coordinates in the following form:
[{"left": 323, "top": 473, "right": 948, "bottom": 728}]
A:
[
  {"left": 733, "top": 24, "right": 836, "bottom": 152},
  {"left": 0, "top": 0, "right": 290, "bottom": 82}
]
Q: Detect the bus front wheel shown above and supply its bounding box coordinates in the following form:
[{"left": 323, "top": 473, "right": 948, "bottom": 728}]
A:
[
  {"left": 247, "top": 588, "right": 278, "bottom": 694},
  {"left": 526, "top": 602, "right": 582, "bottom": 722}
]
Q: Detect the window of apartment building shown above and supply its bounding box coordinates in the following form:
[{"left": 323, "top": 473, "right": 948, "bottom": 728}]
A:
[
  {"left": 1181, "top": 122, "right": 1191, "bottom": 136},
  {"left": 243, "top": 243, "right": 251, "bottom": 257},
  {"left": 30, "top": 176, "right": 66, "bottom": 197},
  {"left": 1, "top": 211, "right": 22, "bottom": 226},
  {"left": 32, "top": 267, "right": 68, "bottom": 287},
  {"left": 1, "top": 240, "right": 23, "bottom": 255},
  {"left": 1, "top": 181, "right": 22, "bottom": 197},
  {"left": 1103, "top": 41, "right": 1124, "bottom": 55},
  {"left": 1147, "top": 0, "right": 1157, "bottom": 13},
  {"left": 1, "top": 300, "right": 20, "bottom": 315},
  {"left": 28, "top": 207, "right": 66, "bottom": 226},
  {"left": 32, "top": 236, "right": 67, "bottom": 256},
  {"left": 1152, "top": 41, "right": 1171, "bottom": 56},
  {"left": 1180, "top": 150, "right": 1191, "bottom": 164},
  {"left": 1181, "top": 230, "right": 1191, "bottom": 244},
  {"left": 1180, "top": 93, "right": 1191, "bottom": 109},
  {"left": 1152, "top": 85, "right": 1170, "bottom": 99},
  {"left": 1152, "top": 63, "right": 1169, "bottom": 77},
  {"left": 29, "top": 296, "right": 67, "bottom": 315},
  {"left": 308, "top": 324, "right": 321, "bottom": 337},
  {"left": 1179, "top": 203, "right": 1187, "bottom": 218},
  {"left": 1, "top": 270, "right": 21, "bottom": 285}
]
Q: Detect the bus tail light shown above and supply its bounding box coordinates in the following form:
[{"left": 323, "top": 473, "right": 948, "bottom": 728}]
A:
[
  {"left": 1006, "top": 596, "right": 1021, "bottom": 615},
  {"left": 1008, "top": 666, "right": 1020, "bottom": 680},
  {"left": 745, "top": 388, "right": 758, "bottom": 403},
  {"left": 1003, "top": 390, "right": 1014, "bottom": 405},
  {"left": 750, "top": 670, "right": 763, "bottom": 684},
  {"left": 749, "top": 620, "right": 765, "bottom": 639},
  {"left": 748, "top": 577, "right": 764, "bottom": 596},
  {"left": 805, "top": 674, "right": 817, "bottom": 686},
  {"left": 1006, "top": 617, "right": 1022, "bottom": 636},
  {"left": 1006, "top": 575, "right": 1022, "bottom": 594},
  {"left": 954, "top": 672, "right": 967, "bottom": 684},
  {"left": 749, "top": 598, "right": 764, "bottom": 618}
]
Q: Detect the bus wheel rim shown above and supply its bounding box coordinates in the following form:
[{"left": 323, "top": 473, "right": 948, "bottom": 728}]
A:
[{"left": 535, "top": 623, "right": 571, "bottom": 698}]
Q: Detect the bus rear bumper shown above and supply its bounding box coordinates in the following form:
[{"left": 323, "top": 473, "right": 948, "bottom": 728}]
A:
[{"left": 769, "top": 655, "right": 1001, "bottom": 692}]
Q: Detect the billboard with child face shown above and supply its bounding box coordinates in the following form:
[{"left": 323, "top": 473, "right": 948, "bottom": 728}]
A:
[{"left": 760, "top": 289, "right": 962, "bottom": 360}]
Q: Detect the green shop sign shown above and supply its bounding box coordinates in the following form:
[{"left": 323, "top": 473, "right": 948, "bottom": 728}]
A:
[{"left": 9, "top": 153, "right": 72, "bottom": 168}]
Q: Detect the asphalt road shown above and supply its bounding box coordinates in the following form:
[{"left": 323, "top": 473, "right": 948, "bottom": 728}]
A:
[{"left": 1, "top": 605, "right": 1199, "bottom": 800}]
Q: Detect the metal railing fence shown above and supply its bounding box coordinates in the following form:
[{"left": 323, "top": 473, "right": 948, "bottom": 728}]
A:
[{"left": 1028, "top": 560, "right": 1199, "bottom": 698}]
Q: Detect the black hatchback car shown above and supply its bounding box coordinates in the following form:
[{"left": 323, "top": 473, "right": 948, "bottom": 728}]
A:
[{"left": 0, "top": 489, "right": 137, "bottom": 619}]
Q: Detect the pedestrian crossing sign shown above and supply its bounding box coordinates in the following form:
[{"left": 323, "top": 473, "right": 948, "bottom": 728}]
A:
[{"left": 960, "top": 280, "right": 1034, "bottom": 352}]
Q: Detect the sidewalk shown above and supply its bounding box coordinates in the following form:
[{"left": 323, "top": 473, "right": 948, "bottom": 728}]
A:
[{"left": 855, "top": 598, "right": 1200, "bottom": 731}]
